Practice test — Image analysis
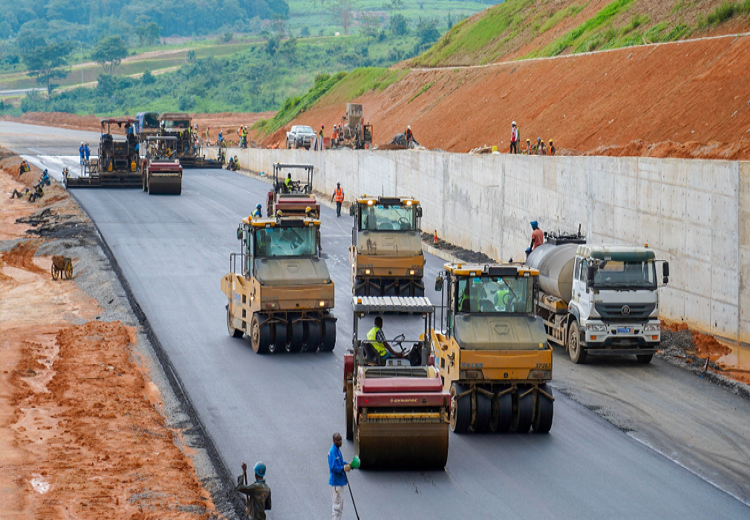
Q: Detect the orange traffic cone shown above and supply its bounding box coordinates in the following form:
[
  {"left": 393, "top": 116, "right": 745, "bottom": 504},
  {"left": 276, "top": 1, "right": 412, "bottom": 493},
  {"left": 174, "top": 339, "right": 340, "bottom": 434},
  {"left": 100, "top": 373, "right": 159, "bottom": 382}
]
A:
[{"left": 433, "top": 230, "right": 438, "bottom": 245}]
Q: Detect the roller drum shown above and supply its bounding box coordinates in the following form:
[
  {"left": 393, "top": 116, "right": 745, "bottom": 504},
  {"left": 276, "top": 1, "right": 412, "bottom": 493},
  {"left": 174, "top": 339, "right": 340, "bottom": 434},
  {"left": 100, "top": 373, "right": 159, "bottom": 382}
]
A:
[
  {"left": 356, "top": 421, "right": 448, "bottom": 470},
  {"left": 147, "top": 175, "right": 182, "bottom": 195},
  {"left": 526, "top": 243, "right": 578, "bottom": 303}
]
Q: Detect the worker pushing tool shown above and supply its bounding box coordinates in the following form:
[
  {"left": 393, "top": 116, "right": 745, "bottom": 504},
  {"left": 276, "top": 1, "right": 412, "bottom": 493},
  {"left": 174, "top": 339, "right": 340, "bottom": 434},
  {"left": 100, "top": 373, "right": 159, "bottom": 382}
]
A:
[
  {"left": 329, "top": 432, "right": 351, "bottom": 520},
  {"left": 237, "top": 462, "right": 272, "bottom": 520}
]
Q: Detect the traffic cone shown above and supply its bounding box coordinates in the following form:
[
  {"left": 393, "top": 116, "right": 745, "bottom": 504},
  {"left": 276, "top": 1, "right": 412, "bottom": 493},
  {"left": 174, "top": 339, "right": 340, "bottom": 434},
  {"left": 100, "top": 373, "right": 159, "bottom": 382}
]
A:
[{"left": 433, "top": 230, "right": 438, "bottom": 245}]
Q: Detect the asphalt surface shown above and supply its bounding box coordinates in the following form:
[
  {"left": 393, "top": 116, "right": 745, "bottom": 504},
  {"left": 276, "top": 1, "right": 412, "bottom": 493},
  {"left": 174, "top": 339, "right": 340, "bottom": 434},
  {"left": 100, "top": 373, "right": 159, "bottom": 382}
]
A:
[{"left": 2, "top": 121, "right": 749, "bottom": 519}]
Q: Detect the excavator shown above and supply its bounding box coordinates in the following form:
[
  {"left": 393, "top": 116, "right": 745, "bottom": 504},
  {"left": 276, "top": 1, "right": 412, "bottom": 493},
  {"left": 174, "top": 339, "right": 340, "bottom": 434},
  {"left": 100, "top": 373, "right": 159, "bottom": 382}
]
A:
[
  {"left": 431, "top": 263, "right": 554, "bottom": 434},
  {"left": 222, "top": 212, "right": 336, "bottom": 353}
]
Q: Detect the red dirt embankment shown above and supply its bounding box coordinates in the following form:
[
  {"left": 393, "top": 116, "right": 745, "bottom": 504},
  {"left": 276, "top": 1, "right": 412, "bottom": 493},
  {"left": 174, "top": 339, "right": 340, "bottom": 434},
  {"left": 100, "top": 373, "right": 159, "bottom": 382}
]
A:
[{"left": 270, "top": 33, "right": 750, "bottom": 159}]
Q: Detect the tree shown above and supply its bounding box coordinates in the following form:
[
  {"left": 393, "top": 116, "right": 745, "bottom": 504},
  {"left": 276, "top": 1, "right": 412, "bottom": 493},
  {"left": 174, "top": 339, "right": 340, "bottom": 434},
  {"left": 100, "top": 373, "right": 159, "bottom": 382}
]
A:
[
  {"left": 332, "top": 0, "right": 354, "bottom": 35},
  {"left": 278, "top": 37, "right": 298, "bottom": 63},
  {"left": 135, "top": 22, "right": 161, "bottom": 46},
  {"left": 447, "top": 12, "right": 454, "bottom": 30},
  {"left": 359, "top": 13, "right": 380, "bottom": 39},
  {"left": 21, "top": 40, "right": 74, "bottom": 94},
  {"left": 92, "top": 36, "right": 128, "bottom": 75},
  {"left": 300, "top": 26, "right": 311, "bottom": 37},
  {"left": 389, "top": 13, "right": 408, "bottom": 36},
  {"left": 265, "top": 35, "right": 279, "bottom": 56},
  {"left": 141, "top": 70, "right": 156, "bottom": 85},
  {"left": 416, "top": 17, "right": 440, "bottom": 46}
]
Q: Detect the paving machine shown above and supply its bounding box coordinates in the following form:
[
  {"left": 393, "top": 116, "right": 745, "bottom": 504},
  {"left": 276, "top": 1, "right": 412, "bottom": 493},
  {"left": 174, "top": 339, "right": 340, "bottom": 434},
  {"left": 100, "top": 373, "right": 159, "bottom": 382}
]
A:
[
  {"left": 267, "top": 163, "right": 320, "bottom": 217},
  {"left": 158, "top": 113, "right": 222, "bottom": 169},
  {"left": 335, "top": 103, "right": 372, "bottom": 149},
  {"left": 141, "top": 136, "right": 183, "bottom": 195},
  {"left": 344, "top": 296, "right": 450, "bottom": 469},
  {"left": 222, "top": 213, "right": 336, "bottom": 353},
  {"left": 65, "top": 118, "right": 141, "bottom": 188},
  {"left": 527, "top": 231, "right": 669, "bottom": 364},
  {"left": 431, "top": 263, "right": 554, "bottom": 434},
  {"left": 349, "top": 195, "right": 425, "bottom": 296}
]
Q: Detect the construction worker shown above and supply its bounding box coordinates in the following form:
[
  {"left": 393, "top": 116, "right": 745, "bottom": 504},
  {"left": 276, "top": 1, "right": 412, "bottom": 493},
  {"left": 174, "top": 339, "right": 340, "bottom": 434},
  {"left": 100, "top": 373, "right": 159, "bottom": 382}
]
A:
[
  {"left": 525, "top": 138, "right": 531, "bottom": 155},
  {"left": 405, "top": 125, "right": 414, "bottom": 147},
  {"left": 535, "top": 137, "right": 546, "bottom": 155},
  {"left": 284, "top": 173, "right": 292, "bottom": 192},
  {"left": 19, "top": 160, "right": 30, "bottom": 176},
  {"left": 510, "top": 121, "right": 519, "bottom": 154},
  {"left": 38, "top": 169, "right": 50, "bottom": 187},
  {"left": 217, "top": 131, "right": 224, "bottom": 145},
  {"left": 236, "top": 462, "right": 272, "bottom": 520},
  {"left": 331, "top": 182, "right": 344, "bottom": 217},
  {"left": 242, "top": 126, "right": 248, "bottom": 148},
  {"left": 252, "top": 203, "right": 263, "bottom": 218},
  {"left": 79, "top": 142, "right": 85, "bottom": 165},
  {"left": 528, "top": 221, "right": 544, "bottom": 254},
  {"left": 459, "top": 282, "right": 480, "bottom": 312},
  {"left": 205, "top": 126, "right": 210, "bottom": 146},
  {"left": 28, "top": 183, "right": 44, "bottom": 203},
  {"left": 549, "top": 139, "right": 556, "bottom": 156},
  {"left": 367, "top": 316, "right": 404, "bottom": 359},
  {"left": 84, "top": 143, "right": 90, "bottom": 164},
  {"left": 329, "top": 432, "right": 351, "bottom": 520},
  {"left": 318, "top": 125, "right": 325, "bottom": 151},
  {"left": 10, "top": 187, "right": 30, "bottom": 199}
]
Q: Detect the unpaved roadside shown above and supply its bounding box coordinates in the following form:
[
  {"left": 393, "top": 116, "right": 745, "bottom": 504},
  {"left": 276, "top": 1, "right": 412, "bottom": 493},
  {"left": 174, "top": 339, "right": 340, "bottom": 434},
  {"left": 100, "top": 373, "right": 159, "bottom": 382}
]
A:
[{"left": 0, "top": 151, "right": 238, "bottom": 518}]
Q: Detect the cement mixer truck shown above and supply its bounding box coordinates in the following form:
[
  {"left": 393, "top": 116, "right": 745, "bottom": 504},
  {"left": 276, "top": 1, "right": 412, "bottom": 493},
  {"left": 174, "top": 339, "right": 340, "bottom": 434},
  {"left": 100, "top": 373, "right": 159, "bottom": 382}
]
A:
[{"left": 526, "top": 232, "right": 669, "bottom": 364}]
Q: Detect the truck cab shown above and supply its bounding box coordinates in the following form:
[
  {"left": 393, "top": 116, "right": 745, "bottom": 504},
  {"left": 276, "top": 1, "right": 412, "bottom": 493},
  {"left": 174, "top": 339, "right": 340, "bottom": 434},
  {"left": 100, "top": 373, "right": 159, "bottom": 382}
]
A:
[
  {"left": 570, "top": 245, "right": 666, "bottom": 363},
  {"left": 349, "top": 195, "right": 425, "bottom": 296}
]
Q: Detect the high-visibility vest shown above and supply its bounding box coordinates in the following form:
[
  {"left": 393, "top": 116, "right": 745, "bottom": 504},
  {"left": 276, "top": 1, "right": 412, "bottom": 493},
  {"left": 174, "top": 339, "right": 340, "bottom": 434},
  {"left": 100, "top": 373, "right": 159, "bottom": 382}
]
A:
[
  {"left": 334, "top": 188, "right": 344, "bottom": 202},
  {"left": 367, "top": 327, "right": 386, "bottom": 356},
  {"left": 285, "top": 177, "right": 292, "bottom": 187}
]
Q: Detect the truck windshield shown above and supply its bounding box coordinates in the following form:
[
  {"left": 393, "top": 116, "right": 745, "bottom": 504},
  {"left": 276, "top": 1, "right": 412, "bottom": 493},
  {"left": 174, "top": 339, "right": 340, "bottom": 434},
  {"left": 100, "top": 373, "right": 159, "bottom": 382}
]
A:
[
  {"left": 254, "top": 226, "right": 317, "bottom": 257},
  {"left": 162, "top": 120, "right": 190, "bottom": 130},
  {"left": 456, "top": 276, "right": 534, "bottom": 314},
  {"left": 360, "top": 205, "right": 416, "bottom": 231},
  {"left": 298, "top": 126, "right": 314, "bottom": 133},
  {"left": 593, "top": 260, "right": 656, "bottom": 289}
]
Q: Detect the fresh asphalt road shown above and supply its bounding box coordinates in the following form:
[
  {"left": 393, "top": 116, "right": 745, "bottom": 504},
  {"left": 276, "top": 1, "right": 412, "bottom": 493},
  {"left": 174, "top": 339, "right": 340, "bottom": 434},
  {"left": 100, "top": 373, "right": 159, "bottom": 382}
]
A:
[{"left": 2, "top": 122, "right": 748, "bottom": 519}]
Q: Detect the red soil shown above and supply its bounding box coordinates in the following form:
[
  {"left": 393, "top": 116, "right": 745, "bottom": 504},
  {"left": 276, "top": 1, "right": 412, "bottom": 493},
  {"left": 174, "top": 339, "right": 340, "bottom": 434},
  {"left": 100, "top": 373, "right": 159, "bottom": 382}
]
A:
[{"left": 267, "top": 34, "right": 750, "bottom": 159}]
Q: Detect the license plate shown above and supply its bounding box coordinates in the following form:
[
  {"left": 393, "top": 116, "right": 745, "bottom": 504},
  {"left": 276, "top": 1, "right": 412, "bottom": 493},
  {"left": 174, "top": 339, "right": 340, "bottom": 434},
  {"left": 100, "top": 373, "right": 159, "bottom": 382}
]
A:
[{"left": 617, "top": 327, "right": 633, "bottom": 334}]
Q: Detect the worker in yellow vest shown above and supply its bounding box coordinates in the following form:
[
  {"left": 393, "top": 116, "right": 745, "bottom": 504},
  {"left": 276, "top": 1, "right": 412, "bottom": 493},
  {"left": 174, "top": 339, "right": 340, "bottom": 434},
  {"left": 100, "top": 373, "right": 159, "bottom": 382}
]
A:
[{"left": 367, "top": 317, "right": 404, "bottom": 360}]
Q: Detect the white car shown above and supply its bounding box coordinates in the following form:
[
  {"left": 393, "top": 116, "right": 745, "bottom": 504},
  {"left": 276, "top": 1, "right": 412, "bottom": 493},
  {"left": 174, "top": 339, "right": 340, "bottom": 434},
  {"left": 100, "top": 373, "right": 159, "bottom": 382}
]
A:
[{"left": 286, "top": 125, "right": 317, "bottom": 149}]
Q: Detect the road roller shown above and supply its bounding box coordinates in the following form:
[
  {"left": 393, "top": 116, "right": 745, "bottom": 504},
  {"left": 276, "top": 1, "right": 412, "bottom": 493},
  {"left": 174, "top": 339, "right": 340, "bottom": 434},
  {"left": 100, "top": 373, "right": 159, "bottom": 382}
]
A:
[
  {"left": 344, "top": 296, "right": 450, "bottom": 469},
  {"left": 141, "top": 136, "right": 183, "bottom": 195},
  {"left": 431, "top": 263, "right": 554, "bottom": 434},
  {"left": 222, "top": 212, "right": 336, "bottom": 353},
  {"left": 267, "top": 163, "right": 320, "bottom": 217},
  {"left": 349, "top": 195, "right": 425, "bottom": 296}
]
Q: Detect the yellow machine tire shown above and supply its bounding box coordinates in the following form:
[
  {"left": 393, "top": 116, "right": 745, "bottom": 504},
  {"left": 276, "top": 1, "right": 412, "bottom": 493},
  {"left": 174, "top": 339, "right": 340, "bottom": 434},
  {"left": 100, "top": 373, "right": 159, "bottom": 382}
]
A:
[
  {"left": 320, "top": 319, "right": 336, "bottom": 352},
  {"left": 345, "top": 382, "right": 354, "bottom": 441},
  {"left": 511, "top": 386, "right": 534, "bottom": 433},
  {"left": 227, "top": 305, "right": 244, "bottom": 338},
  {"left": 450, "top": 383, "right": 471, "bottom": 433},
  {"left": 250, "top": 314, "right": 270, "bottom": 354},
  {"left": 568, "top": 321, "right": 587, "bottom": 364},
  {"left": 491, "top": 389, "right": 513, "bottom": 433},
  {"left": 269, "top": 321, "right": 287, "bottom": 354},
  {"left": 288, "top": 315, "right": 304, "bottom": 352},
  {"left": 473, "top": 390, "right": 492, "bottom": 432},
  {"left": 532, "top": 384, "right": 554, "bottom": 434}
]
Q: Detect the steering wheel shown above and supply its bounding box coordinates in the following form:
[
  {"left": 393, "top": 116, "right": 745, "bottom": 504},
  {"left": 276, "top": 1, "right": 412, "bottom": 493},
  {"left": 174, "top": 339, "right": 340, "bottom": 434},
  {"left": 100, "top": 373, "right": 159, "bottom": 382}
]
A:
[
  {"left": 398, "top": 217, "right": 410, "bottom": 226},
  {"left": 502, "top": 292, "right": 512, "bottom": 308},
  {"left": 390, "top": 334, "right": 406, "bottom": 354}
]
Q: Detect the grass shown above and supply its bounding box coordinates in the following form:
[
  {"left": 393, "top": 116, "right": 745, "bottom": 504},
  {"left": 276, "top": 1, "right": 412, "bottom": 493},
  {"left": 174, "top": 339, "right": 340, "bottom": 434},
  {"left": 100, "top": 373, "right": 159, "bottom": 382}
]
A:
[
  {"left": 700, "top": 0, "right": 750, "bottom": 27},
  {"left": 538, "top": 3, "right": 587, "bottom": 34},
  {"left": 408, "top": 80, "right": 436, "bottom": 102}
]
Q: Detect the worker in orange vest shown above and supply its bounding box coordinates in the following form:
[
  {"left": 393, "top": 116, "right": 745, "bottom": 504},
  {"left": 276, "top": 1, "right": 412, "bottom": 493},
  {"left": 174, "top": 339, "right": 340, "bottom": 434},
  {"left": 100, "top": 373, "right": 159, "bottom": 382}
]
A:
[{"left": 331, "top": 182, "right": 344, "bottom": 217}]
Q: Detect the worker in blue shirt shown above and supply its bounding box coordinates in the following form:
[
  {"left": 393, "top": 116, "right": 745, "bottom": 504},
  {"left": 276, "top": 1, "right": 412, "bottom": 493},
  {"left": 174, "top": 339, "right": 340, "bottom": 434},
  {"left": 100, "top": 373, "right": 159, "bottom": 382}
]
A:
[
  {"left": 252, "top": 203, "right": 263, "bottom": 218},
  {"left": 84, "top": 143, "right": 90, "bottom": 164},
  {"left": 328, "top": 432, "right": 351, "bottom": 520},
  {"left": 79, "top": 142, "right": 85, "bottom": 165}
]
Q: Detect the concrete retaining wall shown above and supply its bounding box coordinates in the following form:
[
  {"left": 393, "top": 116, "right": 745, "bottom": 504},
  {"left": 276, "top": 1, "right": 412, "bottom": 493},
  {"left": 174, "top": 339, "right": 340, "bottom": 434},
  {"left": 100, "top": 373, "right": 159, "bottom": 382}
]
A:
[{"left": 209, "top": 147, "right": 750, "bottom": 343}]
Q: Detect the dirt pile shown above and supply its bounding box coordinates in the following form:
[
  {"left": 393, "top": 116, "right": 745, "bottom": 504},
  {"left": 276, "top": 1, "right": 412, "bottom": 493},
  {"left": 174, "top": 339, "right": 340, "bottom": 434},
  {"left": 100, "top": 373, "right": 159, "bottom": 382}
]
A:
[
  {"left": 270, "top": 33, "right": 750, "bottom": 159},
  {"left": 0, "top": 153, "right": 221, "bottom": 518}
]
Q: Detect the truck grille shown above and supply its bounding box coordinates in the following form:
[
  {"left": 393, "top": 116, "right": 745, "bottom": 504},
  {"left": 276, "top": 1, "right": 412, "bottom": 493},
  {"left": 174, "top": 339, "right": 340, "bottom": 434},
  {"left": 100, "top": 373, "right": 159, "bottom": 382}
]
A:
[{"left": 594, "top": 303, "right": 655, "bottom": 320}]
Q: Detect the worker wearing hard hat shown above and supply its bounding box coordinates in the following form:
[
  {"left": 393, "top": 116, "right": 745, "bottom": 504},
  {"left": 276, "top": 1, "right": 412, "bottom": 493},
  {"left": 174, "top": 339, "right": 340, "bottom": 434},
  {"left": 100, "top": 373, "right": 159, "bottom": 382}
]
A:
[
  {"left": 525, "top": 138, "right": 532, "bottom": 155},
  {"left": 510, "top": 121, "right": 519, "bottom": 154},
  {"left": 535, "top": 137, "right": 546, "bottom": 156},
  {"left": 236, "top": 461, "right": 272, "bottom": 520},
  {"left": 549, "top": 139, "right": 556, "bottom": 156},
  {"left": 252, "top": 203, "right": 263, "bottom": 218}
]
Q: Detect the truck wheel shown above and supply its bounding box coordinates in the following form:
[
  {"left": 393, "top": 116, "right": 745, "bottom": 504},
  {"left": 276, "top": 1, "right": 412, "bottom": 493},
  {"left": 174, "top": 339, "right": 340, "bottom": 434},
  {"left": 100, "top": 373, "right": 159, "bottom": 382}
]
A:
[
  {"left": 288, "top": 315, "right": 304, "bottom": 352},
  {"left": 227, "top": 305, "right": 243, "bottom": 338},
  {"left": 320, "top": 319, "right": 336, "bottom": 352},
  {"left": 345, "top": 382, "right": 354, "bottom": 441},
  {"left": 250, "top": 314, "right": 270, "bottom": 354},
  {"left": 490, "top": 388, "right": 512, "bottom": 433},
  {"left": 450, "top": 383, "right": 471, "bottom": 433},
  {"left": 636, "top": 354, "right": 653, "bottom": 364},
  {"left": 568, "top": 321, "right": 587, "bottom": 364},
  {"left": 270, "top": 321, "right": 287, "bottom": 353},
  {"left": 511, "top": 386, "right": 533, "bottom": 433},
  {"left": 532, "top": 384, "right": 554, "bottom": 433}
]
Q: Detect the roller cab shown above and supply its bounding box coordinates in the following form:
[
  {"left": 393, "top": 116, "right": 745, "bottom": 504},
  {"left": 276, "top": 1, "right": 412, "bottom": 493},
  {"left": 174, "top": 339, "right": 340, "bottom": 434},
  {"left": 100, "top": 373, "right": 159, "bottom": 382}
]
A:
[
  {"left": 222, "top": 214, "right": 336, "bottom": 353},
  {"left": 267, "top": 163, "right": 320, "bottom": 218},
  {"left": 349, "top": 195, "right": 425, "bottom": 297},
  {"left": 344, "top": 296, "right": 450, "bottom": 469},
  {"left": 431, "top": 263, "right": 555, "bottom": 434}
]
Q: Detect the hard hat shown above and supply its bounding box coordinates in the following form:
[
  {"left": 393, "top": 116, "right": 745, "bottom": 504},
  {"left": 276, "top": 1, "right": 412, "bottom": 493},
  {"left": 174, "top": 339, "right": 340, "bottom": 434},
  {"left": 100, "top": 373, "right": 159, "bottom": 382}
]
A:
[
  {"left": 549, "top": 139, "right": 553, "bottom": 143},
  {"left": 321, "top": 124, "right": 325, "bottom": 128},
  {"left": 276, "top": 210, "right": 283, "bottom": 217},
  {"left": 526, "top": 138, "right": 531, "bottom": 142},
  {"left": 81, "top": 142, "right": 84, "bottom": 145},
  {"left": 537, "top": 137, "right": 542, "bottom": 141},
  {"left": 256, "top": 203, "right": 262, "bottom": 209},
  {"left": 43, "top": 169, "right": 48, "bottom": 174},
  {"left": 253, "top": 461, "right": 266, "bottom": 478},
  {"left": 511, "top": 121, "right": 516, "bottom": 126},
  {"left": 407, "top": 125, "right": 411, "bottom": 129},
  {"left": 306, "top": 206, "right": 312, "bottom": 213},
  {"left": 530, "top": 220, "right": 538, "bottom": 228}
]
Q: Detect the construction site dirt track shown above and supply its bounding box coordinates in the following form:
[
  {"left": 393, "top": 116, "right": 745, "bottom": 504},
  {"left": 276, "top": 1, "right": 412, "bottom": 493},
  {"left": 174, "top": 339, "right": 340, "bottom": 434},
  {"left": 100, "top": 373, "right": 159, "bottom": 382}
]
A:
[{"left": 271, "top": 33, "right": 750, "bottom": 160}]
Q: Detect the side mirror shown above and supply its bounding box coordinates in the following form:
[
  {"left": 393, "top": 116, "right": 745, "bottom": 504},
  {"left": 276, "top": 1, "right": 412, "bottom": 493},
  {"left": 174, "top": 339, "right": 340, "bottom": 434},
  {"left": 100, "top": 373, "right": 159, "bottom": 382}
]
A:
[
  {"left": 416, "top": 207, "right": 423, "bottom": 218},
  {"left": 237, "top": 226, "right": 243, "bottom": 240},
  {"left": 435, "top": 276, "right": 443, "bottom": 292},
  {"left": 349, "top": 204, "right": 356, "bottom": 216},
  {"left": 662, "top": 261, "right": 670, "bottom": 285}
]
